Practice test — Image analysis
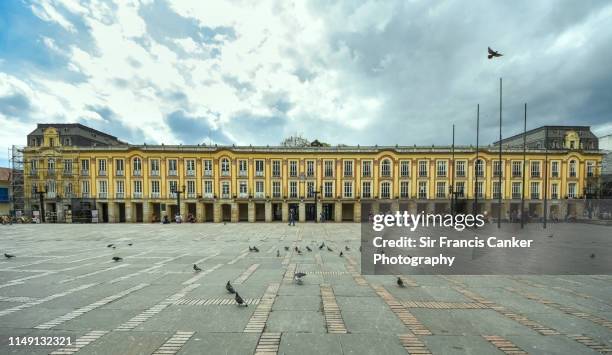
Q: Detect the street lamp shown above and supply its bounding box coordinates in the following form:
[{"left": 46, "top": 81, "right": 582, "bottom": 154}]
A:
[
  {"left": 172, "top": 184, "right": 186, "bottom": 218},
  {"left": 35, "top": 183, "right": 48, "bottom": 223},
  {"left": 309, "top": 185, "right": 320, "bottom": 223}
]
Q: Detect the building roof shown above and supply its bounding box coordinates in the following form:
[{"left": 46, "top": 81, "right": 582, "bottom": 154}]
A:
[
  {"left": 493, "top": 125, "right": 593, "bottom": 145},
  {"left": 0, "top": 167, "right": 11, "bottom": 182},
  {"left": 27, "top": 123, "right": 122, "bottom": 141}
]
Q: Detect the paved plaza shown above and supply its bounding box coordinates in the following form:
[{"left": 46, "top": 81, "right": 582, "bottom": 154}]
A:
[{"left": 0, "top": 223, "right": 611, "bottom": 355}]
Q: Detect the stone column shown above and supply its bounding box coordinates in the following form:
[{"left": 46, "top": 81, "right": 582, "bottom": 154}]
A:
[
  {"left": 213, "top": 202, "right": 222, "bottom": 223},
  {"left": 391, "top": 200, "right": 400, "bottom": 213},
  {"left": 298, "top": 202, "right": 305, "bottom": 222},
  {"left": 125, "top": 202, "right": 133, "bottom": 223},
  {"left": 143, "top": 202, "right": 151, "bottom": 223},
  {"left": 372, "top": 201, "right": 380, "bottom": 214},
  {"left": 335, "top": 201, "right": 342, "bottom": 222},
  {"left": 265, "top": 201, "right": 272, "bottom": 222},
  {"left": 196, "top": 202, "right": 204, "bottom": 222},
  {"left": 230, "top": 202, "right": 239, "bottom": 222},
  {"left": 248, "top": 201, "right": 255, "bottom": 222},
  {"left": 317, "top": 201, "right": 323, "bottom": 221},
  {"left": 354, "top": 200, "right": 361, "bottom": 222},
  {"left": 282, "top": 202, "right": 289, "bottom": 222}
]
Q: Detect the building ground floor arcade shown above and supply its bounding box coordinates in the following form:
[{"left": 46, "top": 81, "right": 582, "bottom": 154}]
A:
[{"left": 27, "top": 197, "right": 588, "bottom": 224}]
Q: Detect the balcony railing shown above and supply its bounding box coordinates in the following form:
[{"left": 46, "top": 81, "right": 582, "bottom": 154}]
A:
[
  {"left": 239, "top": 171, "right": 248, "bottom": 177},
  {"left": 98, "top": 170, "right": 107, "bottom": 176},
  {"left": 203, "top": 192, "right": 213, "bottom": 198},
  {"left": 116, "top": 192, "right": 124, "bottom": 199},
  {"left": 239, "top": 192, "right": 249, "bottom": 198},
  {"left": 133, "top": 170, "right": 141, "bottom": 176},
  {"left": 273, "top": 193, "right": 281, "bottom": 198},
  {"left": 133, "top": 192, "right": 143, "bottom": 199},
  {"left": 150, "top": 192, "right": 160, "bottom": 198},
  {"left": 255, "top": 171, "right": 264, "bottom": 177},
  {"left": 47, "top": 169, "right": 56, "bottom": 176},
  {"left": 456, "top": 171, "right": 466, "bottom": 178},
  {"left": 187, "top": 193, "right": 196, "bottom": 198},
  {"left": 272, "top": 171, "right": 281, "bottom": 178},
  {"left": 531, "top": 172, "right": 540, "bottom": 178},
  {"left": 418, "top": 171, "right": 427, "bottom": 178},
  {"left": 531, "top": 193, "right": 540, "bottom": 199},
  {"left": 221, "top": 193, "right": 230, "bottom": 199},
  {"left": 437, "top": 172, "right": 447, "bottom": 178},
  {"left": 418, "top": 193, "right": 427, "bottom": 199},
  {"left": 221, "top": 170, "right": 230, "bottom": 177},
  {"left": 81, "top": 170, "right": 89, "bottom": 176},
  {"left": 569, "top": 172, "right": 577, "bottom": 178},
  {"left": 436, "top": 193, "right": 446, "bottom": 198},
  {"left": 512, "top": 193, "right": 522, "bottom": 199},
  {"left": 362, "top": 172, "right": 371, "bottom": 178},
  {"left": 186, "top": 170, "right": 196, "bottom": 176},
  {"left": 82, "top": 192, "right": 90, "bottom": 198},
  {"left": 512, "top": 171, "right": 522, "bottom": 178},
  {"left": 151, "top": 170, "right": 160, "bottom": 176},
  {"left": 63, "top": 170, "right": 73, "bottom": 176},
  {"left": 362, "top": 193, "right": 371, "bottom": 198},
  {"left": 30, "top": 170, "right": 38, "bottom": 176},
  {"left": 204, "top": 170, "right": 213, "bottom": 177},
  {"left": 255, "top": 192, "right": 265, "bottom": 198},
  {"left": 168, "top": 170, "right": 177, "bottom": 176},
  {"left": 344, "top": 172, "right": 353, "bottom": 177},
  {"left": 116, "top": 170, "right": 124, "bottom": 176},
  {"left": 551, "top": 193, "right": 558, "bottom": 199},
  {"left": 552, "top": 172, "right": 559, "bottom": 178},
  {"left": 169, "top": 192, "right": 177, "bottom": 198},
  {"left": 98, "top": 192, "right": 107, "bottom": 199},
  {"left": 46, "top": 192, "right": 56, "bottom": 198}
]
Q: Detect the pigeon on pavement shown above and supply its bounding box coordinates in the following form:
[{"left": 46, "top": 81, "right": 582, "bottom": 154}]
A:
[
  {"left": 193, "top": 264, "right": 202, "bottom": 272},
  {"left": 235, "top": 292, "right": 247, "bottom": 307},
  {"left": 112, "top": 256, "right": 123, "bottom": 262},
  {"left": 397, "top": 277, "right": 405, "bottom": 288},
  {"left": 226, "top": 281, "right": 236, "bottom": 294},
  {"left": 4, "top": 253, "right": 15, "bottom": 259},
  {"left": 306, "top": 246, "right": 312, "bottom": 252}
]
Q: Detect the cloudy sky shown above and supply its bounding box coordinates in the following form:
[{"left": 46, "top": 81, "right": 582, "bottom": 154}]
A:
[{"left": 1, "top": 0, "right": 612, "bottom": 166}]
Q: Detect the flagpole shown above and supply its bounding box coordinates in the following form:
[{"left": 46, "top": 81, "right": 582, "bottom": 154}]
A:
[
  {"left": 543, "top": 127, "right": 548, "bottom": 228},
  {"left": 498, "top": 78, "right": 502, "bottom": 228},
  {"left": 474, "top": 104, "right": 479, "bottom": 214},
  {"left": 521, "top": 103, "right": 526, "bottom": 228},
  {"left": 451, "top": 124, "right": 455, "bottom": 216}
]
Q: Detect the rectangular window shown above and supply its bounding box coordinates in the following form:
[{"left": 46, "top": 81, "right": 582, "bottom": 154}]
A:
[
  {"left": 475, "top": 181, "right": 484, "bottom": 198},
  {"left": 587, "top": 161, "right": 594, "bottom": 177},
  {"left": 551, "top": 183, "right": 558, "bottom": 199},
  {"left": 306, "top": 181, "right": 315, "bottom": 198},
  {"left": 203, "top": 180, "right": 213, "bottom": 197},
  {"left": 512, "top": 182, "right": 521, "bottom": 199},
  {"left": 436, "top": 160, "right": 447, "bottom": 177},
  {"left": 289, "top": 181, "right": 298, "bottom": 198},
  {"left": 132, "top": 158, "right": 142, "bottom": 176},
  {"left": 239, "top": 160, "right": 248, "bottom": 177},
  {"left": 81, "top": 181, "right": 90, "bottom": 197},
  {"left": 239, "top": 180, "right": 248, "bottom": 197},
  {"left": 324, "top": 181, "right": 333, "bottom": 198},
  {"left": 255, "top": 181, "right": 264, "bottom": 198},
  {"left": 203, "top": 159, "right": 213, "bottom": 176},
  {"left": 186, "top": 159, "right": 196, "bottom": 176},
  {"left": 400, "top": 160, "right": 410, "bottom": 177},
  {"left": 551, "top": 161, "right": 559, "bottom": 177},
  {"left": 493, "top": 160, "right": 502, "bottom": 177},
  {"left": 362, "top": 181, "right": 371, "bottom": 198},
  {"left": 168, "top": 159, "right": 178, "bottom": 176},
  {"left": 64, "top": 182, "right": 72, "bottom": 197},
  {"left": 187, "top": 180, "right": 196, "bottom": 197},
  {"left": 98, "top": 159, "right": 106, "bottom": 176},
  {"left": 343, "top": 160, "right": 353, "bottom": 177},
  {"left": 63, "top": 159, "right": 73, "bottom": 175},
  {"left": 169, "top": 180, "right": 178, "bottom": 197},
  {"left": 380, "top": 182, "right": 391, "bottom": 198},
  {"left": 115, "top": 159, "right": 124, "bottom": 176},
  {"left": 380, "top": 160, "right": 391, "bottom": 177},
  {"left": 289, "top": 160, "right": 298, "bottom": 177},
  {"left": 455, "top": 181, "right": 465, "bottom": 198},
  {"left": 306, "top": 160, "right": 315, "bottom": 177},
  {"left": 116, "top": 180, "right": 124, "bottom": 198},
  {"left": 418, "top": 160, "right": 428, "bottom": 177},
  {"left": 221, "top": 182, "right": 230, "bottom": 198},
  {"left": 512, "top": 161, "right": 522, "bottom": 177},
  {"left": 400, "top": 181, "right": 410, "bottom": 198},
  {"left": 436, "top": 181, "right": 446, "bottom": 198},
  {"left": 530, "top": 181, "right": 540, "bottom": 199},
  {"left": 151, "top": 180, "right": 160, "bottom": 198},
  {"left": 272, "top": 181, "right": 281, "bottom": 198},
  {"left": 272, "top": 160, "right": 281, "bottom": 177},
  {"left": 475, "top": 160, "right": 484, "bottom": 177},
  {"left": 98, "top": 180, "right": 107, "bottom": 198},
  {"left": 362, "top": 161, "right": 372, "bottom": 177},
  {"left": 530, "top": 161, "right": 540, "bottom": 178},
  {"left": 569, "top": 161, "right": 577, "bottom": 178},
  {"left": 568, "top": 183, "right": 576, "bottom": 198},
  {"left": 418, "top": 181, "right": 427, "bottom": 199},
  {"left": 456, "top": 160, "right": 466, "bottom": 177},
  {"left": 492, "top": 181, "right": 501, "bottom": 199},
  {"left": 255, "top": 160, "right": 265, "bottom": 177},
  {"left": 150, "top": 159, "right": 160, "bottom": 176},
  {"left": 343, "top": 181, "right": 353, "bottom": 198},
  {"left": 324, "top": 160, "right": 334, "bottom": 178},
  {"left": 133, "top": 180, "right": 142, "bottom": 198}
]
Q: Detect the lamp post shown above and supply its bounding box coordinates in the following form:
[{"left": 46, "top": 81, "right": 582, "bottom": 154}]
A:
[
  {"left": 173, "top": 185, "right": 185, "bottom": 218},
  {"left": 309, "top": 185, "right": 320, "bottom": 222},
  {"left": 36, "top": 183, "right": 48, "bottom": 223}
]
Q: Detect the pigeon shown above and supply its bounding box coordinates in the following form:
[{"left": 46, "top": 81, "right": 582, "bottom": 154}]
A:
[
  {"left": 112, "top": 256, "right": 123, "bottom": 262},
  {"left": 294, "top": 272, "right": 307, "bottom": 278},
  {"left": 253, "top": 246, "right": 259, "bottom": 252},
  {"left": 112, "top": 246, "right": 116, "bottom": 249},
  {"left": 107, "top": 244, "right": 114, "bottom": 248},
  {"left": 547, "top": 235, "right": 553, "bottom": 238},
  {"left": 284, "top": 246, "right": 290, "bottom": 251},
  {"left": 327, "top": 246, "right": 333, "bottom": 252},
  {"left": 306, "top": 246, "right": 312, "bottom": 252},
  {"left": 488, "top": 46, "right": 503, "bottom": 59},
  {"left": 294, "top": 272, "right": 307, "bottom": 285},
  {"left": 590, "top": 253, "right": 596, "bottom": 259},
  {"left": 294, "top": 246, "right": 299, "bottom": 252},
  {"left": 226, "top": 281, "right": 236, "bottom": 294},
  {"left": 193, "top": 264, "right": 202, "bottom": 272},
  {"left": 128, "top": 243, "right": 133, "bottom": 246},
  {"left": 249, "top": 246, "right": 254, "bottom": 252},
  {"left": 339, "top": 251, "right": 343, "bottom": 257},
  {"left": 397, "top": 277, "right": 405, "bottom": 288},
  {"left": 235, "top": 292, "right": 247, "bottom": 307},
  {"left": 277, "top": 250, "right": 280, "bottom": 257},
  {"left": 297, "top": 249, "right": 302, "bottom": 255},
  {"left": 4, "top": 253, "right": 15, "bottom": 259},
  {"left": 319, "top": 242, "right": 325, "bottom": 250},
  {"left": 345, "top": 246, "right": 350, "bottom": 251}
]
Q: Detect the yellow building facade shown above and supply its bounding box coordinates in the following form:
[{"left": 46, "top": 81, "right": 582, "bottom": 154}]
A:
[{"left": 23, "top": 127, "right": 602, "bottom": 223}]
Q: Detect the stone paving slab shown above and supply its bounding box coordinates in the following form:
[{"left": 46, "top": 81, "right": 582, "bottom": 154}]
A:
[{"left": 0, "top": 223, "right": 611, "bottom": 354}]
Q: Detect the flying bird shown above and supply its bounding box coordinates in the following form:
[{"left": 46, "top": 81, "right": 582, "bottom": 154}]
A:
[
  {"left": 226, "top": 281, "right": 236, "bottom": 294},
  {"left": 487, "top": 47, "right": 503, "bottom": 59},
  {"left": 397, "top": 277, "right": 405, "bottom": 288},
  {"left": 4, "top": 253, "right": 15, "bottom": 259},
  {"left": 112, "top": 256, "right": 123, "bottom": 262},
  {"left": 193, "top": 264, "right": 202, "bottom": 272},
  {"left": 235, "top": 292, "right": 247, "bottom": 307}
]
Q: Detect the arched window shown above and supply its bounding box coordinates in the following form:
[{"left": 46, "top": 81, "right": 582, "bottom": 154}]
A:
[
  {"left": 133, "top": 157, "right": 142, "bottom": 175},
  {"left": 569, "top": 160, "right": 576, "bottom": 178},
  {"left": 221, "top": 158, "right": 231, "bottom": 176},
  {"left": 380, "top": 159, "right": 391, "bottom": 177},
  {"left": 380, "top": 181, "right": 391, "bottom": 198},
  {"left": 475, "top": 159, "right": 484, "bottom": 177}
]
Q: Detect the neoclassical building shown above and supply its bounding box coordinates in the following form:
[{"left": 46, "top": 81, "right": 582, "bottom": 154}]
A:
[{"left": 22, "top": 124, "right": 602, "bottom": 223}]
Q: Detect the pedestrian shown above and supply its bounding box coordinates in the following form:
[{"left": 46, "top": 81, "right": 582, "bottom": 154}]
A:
[{"left": 288, "top": 208, "right": 296, "bottom": 226}]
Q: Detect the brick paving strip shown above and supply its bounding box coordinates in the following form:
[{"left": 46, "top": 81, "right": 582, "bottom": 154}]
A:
[
  {"left": 283, "top": 263, "right": 297, "bottom": 282},
  {"left": 244, "top": 283, "right": 280, "bottom": 333},
  {"left": 116, "top": 283, "right": 200, "bottom": 331},
  {"left": 371, "top": 285, "right": 432, "bottom": 336},
  {"left": 0, "top": 283, "right": 97, "bottom": 317},
  {"left": 512, "top": 277, "right": 593, "bottom": 300},
  {"left": 482, "top": 335, "right": 528, "bottom": 354},
  {"left": 48, "top": 330, "right": 109, "bottom": 355},
  {"left": 151, "top": 331, "right": 195, "bottom": 355},
  {"left": 234, "top": 264, "right": 260, "bottom": 284},
  {"left": 173, "top": 297, "right": 261, "bottom": 306},
  {"left": 254, "top": 332, "right": 282, "bottom": 355},
  {"left": 505, "top": 286, "right": 612, "bottom": 331},
  {"left": 35, "top": 283, "right": 149, "bottom": 330},
  {"left": 182, "top": 263, "right": 223, "bottom": 285},
  {"left": 402, "top": 301, "right": 488, "bottom": 309},
  {"left": 344, "top": 255, "right": 368, "bottom": 286},
  {"left": 398, "top": 334, "right": 432, "bottom": 354},
  {"left": 566, "top": 334, "right": 612, "bottom": 353},
  {"left": 320, "top": 284, "right": 347, "bottom": 334}
]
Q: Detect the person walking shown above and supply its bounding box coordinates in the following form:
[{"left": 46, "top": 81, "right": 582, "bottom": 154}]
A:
[{"left": 288, "top": 208, "right": 296, "bottom": 226}]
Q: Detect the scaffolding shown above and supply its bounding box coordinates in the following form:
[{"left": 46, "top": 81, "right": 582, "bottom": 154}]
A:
[{"left": 9, "top": 145, "right": 25, "bottom": 217}]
